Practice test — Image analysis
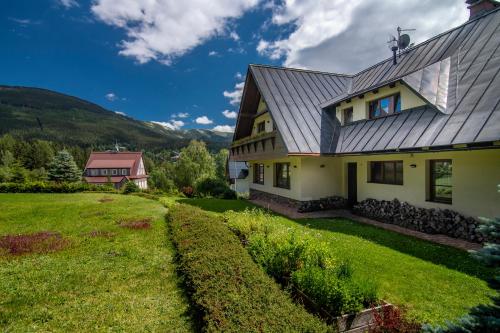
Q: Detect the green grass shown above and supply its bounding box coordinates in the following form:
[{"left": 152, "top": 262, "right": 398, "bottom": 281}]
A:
[
  {"left": 181, "top": 197, "right": 496, "bottom": 325},
  {"left": 0, "top": 193, "right": 193, "bottom": 332}
]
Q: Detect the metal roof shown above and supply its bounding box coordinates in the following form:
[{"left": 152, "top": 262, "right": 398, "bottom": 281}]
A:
[{"left": 239, "top": 8, "right": 500, "bottom": 155}]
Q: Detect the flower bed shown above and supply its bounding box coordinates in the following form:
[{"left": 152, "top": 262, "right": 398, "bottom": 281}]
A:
[
  {"left": 224, "top": 208, "right": 378, "bottom": 318},
  {"left": 167, "top": 203, "right": 329, "bottom": 332}
]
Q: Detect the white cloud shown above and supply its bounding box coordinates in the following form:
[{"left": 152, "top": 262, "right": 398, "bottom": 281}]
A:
[
  {"left": 212, "top": 125, "right": 235, "bottom": 133},
  {"left": 91, "top": 0, "right": 259, "bottom": 65},
  {"left": 195, "top": 116, "right": 213, "bottom": 125},
  {"left": 208, "top": 50, "right": 219, "bottom": 56},
  {"left": 105, "top": 92, "right": 118, "bottom": 101},
  {"left": 152, "top": 120, "right": 185, "bottom": 130},
  {"left": 9, "top": 18, "right": 41, "bottom": 26},
  {"left": 222, "top": 110, "right": 238, "bottom": 119},
  {"left": 115, "top": 111, "right": 126, "bottom": 116},
  {"left": 235, "top": 72, "right": 244, "bottom": 80},
  {"left": 171, "top": 112, "right": 189, "bottom": 118},
  {"left": 59, "top": 0, "right": 79, "bottom": 8},
  {"left": 229, "top": 31, "right": 240, "bottom": 41},
  {"left": 223, "top": 81, "right": 245, "bottom": 106},
  {"left": 257, "top": 0, "right": 468, "bottom": 73}
]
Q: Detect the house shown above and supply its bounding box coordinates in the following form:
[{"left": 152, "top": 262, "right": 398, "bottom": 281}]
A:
[
  {"left": 227, "top": 160, "right": 249, "bottom": 194},
  {"left": 84, "top": 152, "right": 148, "bottom": 189},
  {"left": 231, "top": 1, "right": 500, "bottom": 219}
]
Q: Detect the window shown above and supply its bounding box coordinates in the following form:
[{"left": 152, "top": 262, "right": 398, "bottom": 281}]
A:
[
  {"left": 369, "top": 161, "right": 403, "bottom": 185},
  {"left": 343, "top": 107, "right": 353, "bottom": 125},
  {"left": 101, "top": 169, "right": 108, "bottom": 175},
  {"left": 111, "top": 169, "right": 117, "bottom": 175},
  {"left": 257, "top": 121, "right": 266, "bottom": 133},
  {"left": 368, "top": 93, "right": 401, "bottom": 119},
  {"left": 121, "top": 169, "right": 128, "bottom": 175},
  {"left": 430, "top": 160, "right": 452, "bottom": 204},
  {"left": 274, "top": 163, "right": 290, "bottom": 189},
  {"left": 253, "top": 163, "right": 264, "bottom": 184},
  {"left": 90, "top": 169, "right": 98, "bottom": 176}
]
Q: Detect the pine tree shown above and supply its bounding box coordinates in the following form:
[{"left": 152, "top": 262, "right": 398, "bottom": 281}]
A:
[
  {"left": 424, "top": 186, "right": 500, "bottom": 333},
  {"left": 47, "top": 150, "right": 81, "bottom": 183}
]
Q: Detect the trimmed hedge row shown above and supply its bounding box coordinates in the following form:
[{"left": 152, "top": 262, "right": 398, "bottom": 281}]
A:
[
  {"left": 0, "top": 182, "right": 114, "bottom": 193},
  {"left": 167, "top": 203, "right": 330, "bottom": 332}
]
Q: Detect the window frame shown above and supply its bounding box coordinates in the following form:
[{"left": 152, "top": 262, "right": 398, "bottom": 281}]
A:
[
  {"left": 257, "top": 121, "right": 266, "bottom": 133},
  {"left": 429, "top": 159, "right": 452, "bottom": 204},
  {"left": 343, "top": 107, "right": 353, "bottom": 125},
  {"left": 274, "top": 162, "right": 291, "bottom": 189},
  {"left": 368, "top": 93, "right": 401, "bottom": 119},
  {"left": 368, "top": 160, "right": 403, "bottom": 185},
  {"left": 253, "top": 163, "right": 264, "bottom": 185},
  {"left": 101, "top": 169, "right": 108, "bottom": 176},
  {"left": 121, "top": 169, "right": 128, "bottom": 175}
]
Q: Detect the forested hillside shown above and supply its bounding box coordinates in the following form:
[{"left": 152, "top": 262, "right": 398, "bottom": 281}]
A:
[{"left": 0, "top": 85, "right": 232, "bottom": 151}]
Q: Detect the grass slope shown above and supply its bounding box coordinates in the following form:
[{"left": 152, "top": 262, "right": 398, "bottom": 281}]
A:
[
  {"left": 0, "top": 193, "right": 193, "bottom": 332},
  {"left": 0, "top": 85, "right": 231, "bottom": 150},
  {"left": 181, "top": 198, "right": 496, "bottom": 325}
]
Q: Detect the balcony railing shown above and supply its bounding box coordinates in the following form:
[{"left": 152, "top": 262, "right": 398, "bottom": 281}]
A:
[{"left": 230, "top": 130, "right": 277, "bottom": 157}]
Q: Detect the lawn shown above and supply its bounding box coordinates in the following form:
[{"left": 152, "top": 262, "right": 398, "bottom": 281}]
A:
[
  {"left": 181, "top": 198, "right": 496, "bottom": 325},
  {"left": 0, "top": 193, "right": 193, "bottom": 332}
]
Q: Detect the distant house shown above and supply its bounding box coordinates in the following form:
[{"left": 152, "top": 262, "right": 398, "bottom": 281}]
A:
[
  {"left": 84, "top": 152, "right": 148, "bottom": 189},
  {"left": 227, "top": 160, "right": 249, "bottom": 194},
  {"left": 230, "top": 2, "right": 500, "bottom": 219}
]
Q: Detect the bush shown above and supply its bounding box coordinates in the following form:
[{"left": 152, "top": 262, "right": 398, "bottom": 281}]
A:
[
  {"left": 122, "top": 180, "right": 140, "bottom": 194},
  {"left": 0, "top": 181, "right": 114, "bottom": 193},
  {"left": 180, "top": 186, "right": 194, "bottom": 198},
  {"left": 225, "top": 208, "right": 378, "bottom": 317},
  {"left": 195, "top": 177, "right": 236, "bottom": 199},
  {"left": 168, "top": 204, "right": 329, "bottom": 332}
]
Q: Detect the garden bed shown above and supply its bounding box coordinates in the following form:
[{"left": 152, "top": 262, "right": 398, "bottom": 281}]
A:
[{"left": 167, "top": 203, "right": 329, "bottom": 332}]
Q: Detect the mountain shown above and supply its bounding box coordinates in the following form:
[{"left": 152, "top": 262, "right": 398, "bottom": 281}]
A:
[{"left": 0, "top": 85, "right": 232, "bottom": 151}]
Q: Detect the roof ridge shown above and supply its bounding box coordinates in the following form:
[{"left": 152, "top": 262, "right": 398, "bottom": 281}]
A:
[
  {"left": 352, "top": 6, "right": 500, "bottom": 78},
  {"left": 249, "top": 64, "right": 352, "bottom": 77}
]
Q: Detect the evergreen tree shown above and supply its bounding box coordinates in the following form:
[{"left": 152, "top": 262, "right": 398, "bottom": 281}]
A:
[
  {"left": 10, "top": 162, "right": 28, "bottom": 183},
  {"left": 424, "top": 185, "right": 500, "bottom": 333},
  {"left": 47, "top": 150, "right": 81, "bottom": 183}
]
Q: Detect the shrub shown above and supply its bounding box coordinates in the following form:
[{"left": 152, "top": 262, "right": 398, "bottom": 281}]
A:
[
  {"left": 180, "top": 186, "right": 194, "bottom": 198},
  {"left": 225, "top": 208, "right": 378, "bottom": 317},
  {"left": 369, "top": 305, "right": 421, "bottom": 333},
  {"left": 0, "top": 181, "right": 114, "bottom": 193},
  {"left": 168, "top": 204, "right": 329, "bottom": 332},
  {"left": 195, "top": 177, "right": 236, "bottom": 199},
  {"left": 292, "top": 267, "right": 378, "bottom": 315},
  {"left": 122, "top": 180, "right": 140, "bottom": 194}
]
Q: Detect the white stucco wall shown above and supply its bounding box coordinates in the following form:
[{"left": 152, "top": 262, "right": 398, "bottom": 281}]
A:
[{"left": 249, "top": 148, "right": 500, "bottom": 218}]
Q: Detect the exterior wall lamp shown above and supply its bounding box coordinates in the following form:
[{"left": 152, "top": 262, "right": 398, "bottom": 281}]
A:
[{"left": 410, "top": 164, "right": 417, "bottom": 168}]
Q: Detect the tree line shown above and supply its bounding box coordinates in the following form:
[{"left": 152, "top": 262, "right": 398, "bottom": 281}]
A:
[{"left": 0, "top": 134, "right": 229, "bottom": 194}]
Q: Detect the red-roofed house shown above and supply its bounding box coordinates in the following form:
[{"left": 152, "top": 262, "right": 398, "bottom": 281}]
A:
[{"left": 84, "top": 152, "right": 148, "bottom": 189}]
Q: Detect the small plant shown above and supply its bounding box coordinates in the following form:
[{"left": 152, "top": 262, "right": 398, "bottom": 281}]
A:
[
  {"left": 180, "top": 186, "right": 194, "bottom": 197},
  {"left": 119, "top": 218, "right": 152, "bottom": 229},
  {"left": 122, "top": 180, "right": 140, "bottom": 194},
  {"left": 369, "top": 305, "right": 421, "bottom": 333},
  {"left": 0, "top": 231, "right": 69, "bottom": 255}
]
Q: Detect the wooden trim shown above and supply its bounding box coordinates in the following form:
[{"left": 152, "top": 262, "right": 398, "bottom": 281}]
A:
[{"left": 287, "top": 153, "right": 321, "bottom": 156}]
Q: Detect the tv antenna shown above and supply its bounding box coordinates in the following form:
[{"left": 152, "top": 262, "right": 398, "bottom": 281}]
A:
[
  {"left": 387, "top": 26, "right": 415, "bottom": 65},
  {"left": 114, "top": 140, "right": 126, "bottom": 152}
]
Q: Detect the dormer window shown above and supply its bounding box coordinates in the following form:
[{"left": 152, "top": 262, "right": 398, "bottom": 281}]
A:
[
  {"left": 343, "top": 107, "right": 353, "bottom": 125},
  {"left": 369, "top": 93, "right": 401, "bottom": 119},
  {"left": 257, "top": 121, "right": 265, "bottom": 133}
]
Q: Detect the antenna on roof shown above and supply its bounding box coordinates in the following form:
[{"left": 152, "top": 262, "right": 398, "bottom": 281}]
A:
[
  {"left": 114, "top": 140, "right": 126, "bottom": 152},
  {"left": 387, "top": 26, "right": 415, "bottom": 65}
]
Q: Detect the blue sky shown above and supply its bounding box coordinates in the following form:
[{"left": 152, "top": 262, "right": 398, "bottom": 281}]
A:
[{"left": 1, "top": 0, "right": 468, "bottom": 132}]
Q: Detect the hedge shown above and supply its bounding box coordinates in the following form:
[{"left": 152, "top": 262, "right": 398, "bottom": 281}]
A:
[
  {"left": 167, "top": 203, "right": 330, "bottom": 332},
  {"left": 0, "top": 182, "right": 114, "bottom": 193}
]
